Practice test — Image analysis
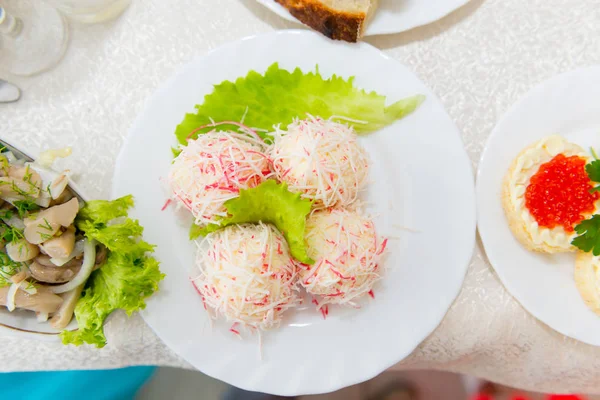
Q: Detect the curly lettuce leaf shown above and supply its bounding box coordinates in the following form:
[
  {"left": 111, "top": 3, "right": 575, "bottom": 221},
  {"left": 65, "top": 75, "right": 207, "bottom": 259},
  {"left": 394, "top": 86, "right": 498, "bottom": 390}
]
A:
[
  {"left": 77, "top": 218, "right": 153, "bottom": 255},
  {"left": 189, "top": 223, "right": 204, "bottom": 241},
  {"left": 193, "top": 180, "right": 313, "bottom": 264},
  {"left": 75, "top": 195, "right": 134, "bottom": 224},
  {"left": 61, "top": 196, "right": 164, "bottom": 347},
  {"left": 176, "top": 63, "right": 425, "bottom": 144}
]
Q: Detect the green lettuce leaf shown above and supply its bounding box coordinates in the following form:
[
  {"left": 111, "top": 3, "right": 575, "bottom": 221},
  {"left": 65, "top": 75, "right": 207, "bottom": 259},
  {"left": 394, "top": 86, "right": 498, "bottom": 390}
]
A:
[
  {"left": 175, "top": 63, "right": 425, "bottom": 144},
  {"left": 77, "top": 218, "right": 153, "bottom": 255},
  {"left": 75, "top": 195, "right": 134, "bottom": 224},
  {"left": 61, "top": 196, "right": 164, "bottom": 347},
  {"left": 193, "top": 180, "right": 314, "bottom": 264},
  {"left": 189, "top": 223, "right": 204, "bottom": 241}
]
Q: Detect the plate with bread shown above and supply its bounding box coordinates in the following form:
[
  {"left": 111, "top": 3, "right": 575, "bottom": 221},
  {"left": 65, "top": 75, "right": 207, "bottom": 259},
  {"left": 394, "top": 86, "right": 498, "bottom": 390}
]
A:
[
  {"left": 477, "top": 66, "right": 600, "bottom": 346},
  {"left": 256, "top": 0, "right": 472, "bottom": 42}
]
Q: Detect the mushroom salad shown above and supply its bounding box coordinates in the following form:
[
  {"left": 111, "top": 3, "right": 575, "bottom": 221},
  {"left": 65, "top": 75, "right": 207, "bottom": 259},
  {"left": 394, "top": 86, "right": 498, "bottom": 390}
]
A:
[{"left": 0, "top": 146, "right": 164, "bottom": 346}]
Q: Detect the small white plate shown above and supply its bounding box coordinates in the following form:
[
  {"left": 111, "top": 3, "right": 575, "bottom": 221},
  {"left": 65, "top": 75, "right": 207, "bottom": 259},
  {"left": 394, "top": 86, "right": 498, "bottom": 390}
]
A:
[
  {"left": 255, "top": 0, "right": 471, "bottom": 36},
  {"left": 113, "top": 30, "right": 475, "bottom": 395},
  {"left": 477, "top": 66, "right": 600, "bottom": 346}
]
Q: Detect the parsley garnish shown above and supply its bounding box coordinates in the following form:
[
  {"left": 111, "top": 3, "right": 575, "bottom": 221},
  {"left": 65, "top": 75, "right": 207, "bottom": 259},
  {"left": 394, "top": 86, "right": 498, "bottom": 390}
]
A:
[
  {"left": 572, "top": 155, "right": 600, "bottom": 253},
  {"left": 586, "top": 160, "right": 600, "bottom": 194},
  {"left": 573, "top": 215, "right": 600, "bottom": 255}
]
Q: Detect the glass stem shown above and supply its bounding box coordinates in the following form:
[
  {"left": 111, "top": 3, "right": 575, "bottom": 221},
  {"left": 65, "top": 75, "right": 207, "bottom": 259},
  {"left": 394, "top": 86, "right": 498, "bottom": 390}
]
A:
[{"left": 0, "top": 7, "right": 23, "bottom": 37}]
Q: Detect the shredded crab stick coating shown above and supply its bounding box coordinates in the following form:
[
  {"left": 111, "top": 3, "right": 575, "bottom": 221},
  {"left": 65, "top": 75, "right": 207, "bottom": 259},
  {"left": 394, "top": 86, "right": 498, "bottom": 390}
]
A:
[
  {"left": 299, "top": 208, "right": 387, "bottom": 310},
  {"left": 270, "top": 118, "right": 370, "bottom": 209},
  {"left": 191, "top": 223, "right": 299, "bottom": 330},
  {"left": 168, "top": 130, "right": 272, "bottom": 226}
]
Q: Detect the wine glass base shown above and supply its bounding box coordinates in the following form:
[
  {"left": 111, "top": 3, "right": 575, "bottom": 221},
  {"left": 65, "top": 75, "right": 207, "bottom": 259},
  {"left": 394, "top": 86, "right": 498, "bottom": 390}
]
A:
[
  {"left": 0, "top": 0, "right": 70, "bottom": 77},
  {"left": 48, "top": 0, "right": 132, "bottom": 24}
]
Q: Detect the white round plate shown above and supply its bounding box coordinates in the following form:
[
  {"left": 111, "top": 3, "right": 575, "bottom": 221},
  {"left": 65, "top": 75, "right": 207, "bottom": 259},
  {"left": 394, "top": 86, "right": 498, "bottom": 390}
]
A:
[
  {"left": 477, "top": 66, "right": 600, "bottom": 346},
  {"left": 255, "top": 0, "right": 471, "bottom": 36},
  {"left": 113, "top": 30, "right": 475, "bottom": 395}
]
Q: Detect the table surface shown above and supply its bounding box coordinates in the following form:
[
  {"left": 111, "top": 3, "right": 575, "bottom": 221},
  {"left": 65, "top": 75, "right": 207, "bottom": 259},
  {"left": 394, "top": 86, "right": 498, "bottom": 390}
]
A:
[{"left": 2, "top": 0, "right": 600, "bottom": 394}]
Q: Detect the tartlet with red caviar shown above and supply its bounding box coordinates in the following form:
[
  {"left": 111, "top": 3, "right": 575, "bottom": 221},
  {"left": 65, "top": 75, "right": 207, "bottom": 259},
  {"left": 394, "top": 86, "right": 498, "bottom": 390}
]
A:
[{"left": 502, "top": 135, "right": 600, "bottom": 253}]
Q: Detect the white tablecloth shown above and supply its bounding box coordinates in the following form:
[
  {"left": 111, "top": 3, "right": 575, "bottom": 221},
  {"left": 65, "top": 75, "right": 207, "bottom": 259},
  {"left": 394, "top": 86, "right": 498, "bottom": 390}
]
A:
[{"left": 2, "top": 0, "right": 600, "bottom": 394}]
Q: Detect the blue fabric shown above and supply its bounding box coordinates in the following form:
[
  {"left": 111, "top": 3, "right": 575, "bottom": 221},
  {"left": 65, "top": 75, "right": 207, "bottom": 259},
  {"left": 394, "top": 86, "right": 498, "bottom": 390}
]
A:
[{"left": 0, "top": 366, "right": 156, "bottom": 400}]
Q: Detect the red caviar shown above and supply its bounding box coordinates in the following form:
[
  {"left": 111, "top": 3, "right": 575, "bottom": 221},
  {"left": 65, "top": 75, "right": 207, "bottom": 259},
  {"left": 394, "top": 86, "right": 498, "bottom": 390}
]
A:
[{"left": 525, "top": 154, "right": 598, "bottom": 232}]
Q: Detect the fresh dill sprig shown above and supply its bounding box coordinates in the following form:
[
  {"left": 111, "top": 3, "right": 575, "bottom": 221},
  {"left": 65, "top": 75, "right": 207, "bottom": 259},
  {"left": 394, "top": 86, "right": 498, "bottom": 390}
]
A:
[
  {"left": 0, "top": 208, "right": 13, "bottom": 220},
  {"left": 0, "top": 251, "right": 22, "bottom": 287},
  {"left": 13, "top": 200, "right": 39, "bottom": 218},
  {"left": 24, "top": 280, "right": 36, "bottom": 291},
  {"left": 38, "top": 218, "right": 53, "bottom": 231},
  {"left": 37, "top": 232, "right": 53, "bottom": 241},
  {"left": 0, "top": 156, "right": 8, "bottom": 176},
  {"left": 10, "top": 180, "right": 36, "bottom": 198},
  {"left": 0, "top": 223, "right": 24, "bottom": 244}
]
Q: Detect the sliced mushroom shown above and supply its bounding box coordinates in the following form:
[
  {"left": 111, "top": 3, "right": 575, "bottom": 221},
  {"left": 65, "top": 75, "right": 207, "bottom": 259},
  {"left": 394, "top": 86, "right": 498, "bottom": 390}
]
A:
[
  {"left": 34, "top": 254, "right": 58, "bottom": 268},
  {"left": 23, "top": 219, "right": 59, "bottom": 245},
  {"left": 6, "top": 239, "right": 39, "bottom": 261},
  {"left": 0, "top": 177, "right": 40, "bottom": 201},
  {"left": 48, "top": 172, "right": 70, "bottom": 200},
  {"left": 36, "top": 254, "right": 81, "bottom": 269},
  {"left": 8, "top": 166, "right": 42, "bottom": 188},
  {"left": 49, "top": 187, "right": 74, "bottom": 207},
  {"left": 34, "top": 194, "right": 51, "bottom": 209},
  {"left": 49, "top": 283, "right": 84, "bottom": 330},
  {"left": 10, "top": 270, "right": 27, "bottom": 284},
  {"left": 40, "top": 225, "right": 75, "bottom": 259},
  {"left": 0, "top": 285, "right": 63, "bottom": 314},
  {"left": 43, "top": 197, "right": 79, "bottom": 227},
  {"left": 3, "top": 214, "right": 25, "bottom": 230},
  {"left": 24, "top": 197, "right": 79, "bottom": 244},
  {"left": 28, "top": 259, "right": 81, "bottom": 284}
]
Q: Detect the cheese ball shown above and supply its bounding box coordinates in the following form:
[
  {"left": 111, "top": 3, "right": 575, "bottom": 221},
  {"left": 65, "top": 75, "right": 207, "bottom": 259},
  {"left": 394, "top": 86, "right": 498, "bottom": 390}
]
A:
[
  {"left": 192, "top": 223, "right": 299, "bottom": 330},
  {"left": 270, "top": 118, "right": 369, "bottom": 209},
  {"left": 299, "top": 208, "right": 387, "bottom": 308},
  {"left": 168, "top": 130, "right": 271, "bottom": 227}
]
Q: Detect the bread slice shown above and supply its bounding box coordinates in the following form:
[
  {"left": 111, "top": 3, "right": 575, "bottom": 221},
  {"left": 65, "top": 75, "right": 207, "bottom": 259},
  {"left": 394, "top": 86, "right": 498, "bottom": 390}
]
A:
[
  {"left": 275, "top": 0, "right": 378, "bottom": 42},
  {"left": 575, "top": 252, "right": 600, "bottom": 316}
]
